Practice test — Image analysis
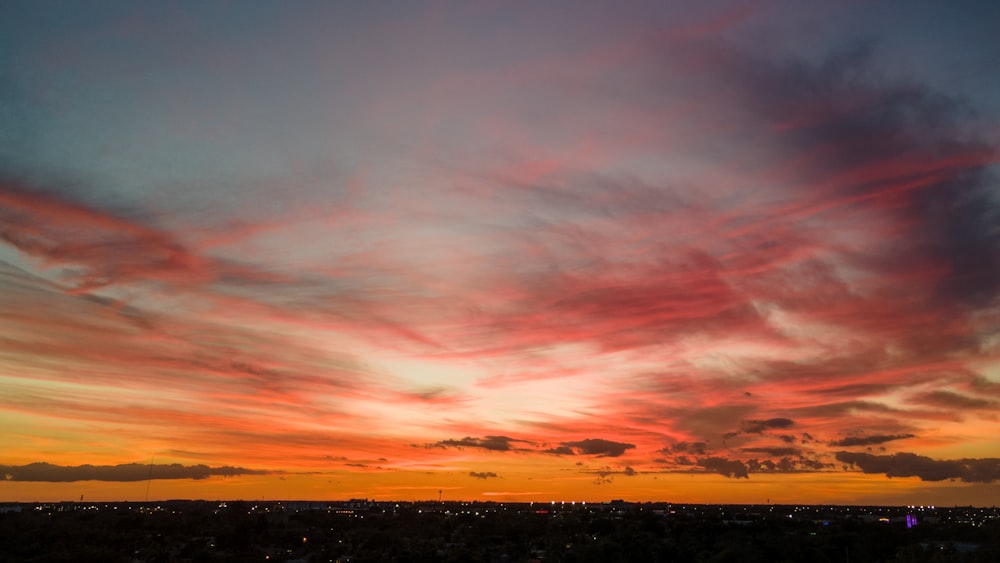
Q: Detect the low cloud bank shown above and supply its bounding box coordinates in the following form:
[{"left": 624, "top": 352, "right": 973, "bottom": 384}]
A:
[
  {"left": 1, "top": 462, "right": 266, "bottom": 482},
  {"left": 836, "top": 452, "right": 1000, "bottom": 483}
]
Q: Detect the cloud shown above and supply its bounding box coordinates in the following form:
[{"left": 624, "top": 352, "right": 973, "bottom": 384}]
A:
[
  {"left": 561, "top": 438, "right": 636, "bottom": 457},
  {"left": 434, "top": 436, "right": 526, "bottom": 452},
  {"left": 739, "top": 418, "right": 794, "bottom": 434},
  {"left": 836, "top": 452, "right": 1000, "bottom": 483},
  {"left": 542, "top": 446, "right": 575, "bottom": 455},
  {"left": 697, "top": 457, "right": 749, "bottom": 479},
  {"left": 663, "top": 441, "right": 709, "bottom": 455},
  {"left": 782, "top": 48, "right": 998, "bottom": 307},
  {"left": 584, "top": 464, "right": 638, "bottom": 478},
  {"left": 0, "top": 462, "right": 266, "bottom": 482},
  {"left": 0, "top": 180, "right": 285, "bottom": 293},
  {"left": 830, "top": 434, "right": 915, "bottom": 447},
  {"left": 691, "top": 453, "right": 830, "bottom": 478},
  {"left": 910, "top": 391, "right": 996, "bottom": 410},
  {"left": 469, "top": 471, "right": 499, "bottom": 480},
  {"left": 741, "top": 447, "right": 800, "bottom": 457}
]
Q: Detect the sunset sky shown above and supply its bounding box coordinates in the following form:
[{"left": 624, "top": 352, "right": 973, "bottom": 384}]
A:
[{"left": 2, "top": 1, "right": 1000, "bottom": 505}]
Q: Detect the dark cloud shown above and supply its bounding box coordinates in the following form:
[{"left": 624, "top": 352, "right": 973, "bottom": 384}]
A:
[
  {"left": 434, "top": 436, "right": 525, "bottom": 452},
  {"left": 969, "top": 376, "right": 1000, "bottom": 397},
  {"left": 830, "top": 434, "right": 915, "bottom": 447},
  {"left": 739, "top": 418, "right": 794, "bottom": 434},
  {"left": 0, "top": 462, "right": 265, "bottom": 482},
  {"left": 697, "top": 457, "right": 749, "bottom": 479},
  {"left": 542, "top": 446, "right": 575, "bottom": 455},
  {"left": 836, "top": 452, "right": 1000, "bottom": 483},
  {"left": 663, "top": 441, "right": 709, "bottom": 455},
  {"left": 469, "top": 471, "right": 498, "bottom": 480},
  {"left": 741, "top": 447, "right": 800, "bottom": 457},
  {"left": 561, "top": 438, "right": 635, "bottom": 457},
  {"left": 738, "top": 43, "right": 1000, "bottom": 308},
  {"left": 684, "top": 452, "right": 832, "bottom": 478},
  {"left": 911, "top": 391, "right": 996, "bottom": 410},
  {"left": 799, "top": 459, "right": 830, "bottom": 471}
]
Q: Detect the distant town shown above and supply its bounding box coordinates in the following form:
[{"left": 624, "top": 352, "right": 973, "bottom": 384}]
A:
[{"left": 1, "top": 499, "right": 997, "bottom": 561}]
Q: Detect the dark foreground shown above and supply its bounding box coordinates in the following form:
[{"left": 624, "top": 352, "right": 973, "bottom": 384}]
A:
[{"left": 1, "top": 500, "right": 998, "bottom": 562}]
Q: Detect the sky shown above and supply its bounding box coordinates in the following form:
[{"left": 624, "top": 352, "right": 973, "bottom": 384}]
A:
[{"left": 1, "top": 0, "right": 1000, "bottom": 505}]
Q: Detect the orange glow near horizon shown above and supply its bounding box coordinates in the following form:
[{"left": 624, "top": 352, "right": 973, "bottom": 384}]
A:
[{"left": 5, "top": 469, "right": 999, "bottom": 507}]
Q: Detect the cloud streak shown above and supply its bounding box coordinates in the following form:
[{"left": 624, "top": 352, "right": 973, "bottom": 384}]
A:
[
  {"left": 434, "top": 436, "right": 528, "bottom": 452},
  {"left": 0, "top": 462, "right": 265, "bottom": 482},
  {"left": 561, "top": 439, "right": 636, "bottom": 457},
  {"left": 830, "top": 434, "right": 916, "bottom": 447}
]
